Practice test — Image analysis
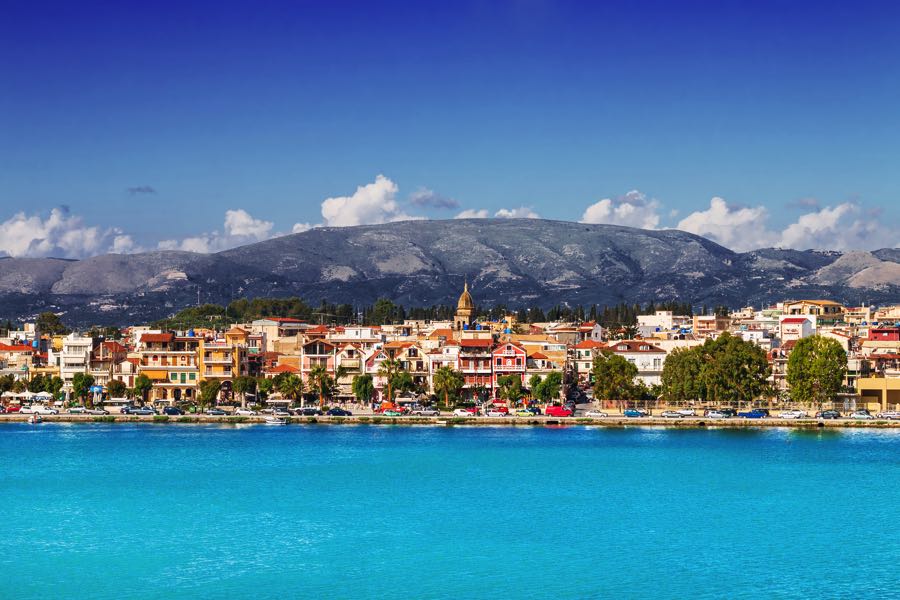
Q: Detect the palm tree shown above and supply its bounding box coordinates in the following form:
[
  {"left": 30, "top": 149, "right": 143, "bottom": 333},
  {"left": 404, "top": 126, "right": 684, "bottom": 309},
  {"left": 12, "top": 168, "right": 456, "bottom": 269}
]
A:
[
  {"left": 232, "top": 376, "right": 256, "bottom": 408},
  {"left": 433, "top": 366, "right": 464, "bottom": 408},
  {"left": 377, "top": 358, "right": 402, "bottom": 404},
  {"left": 277, "top": 373, "right": 304, "bottom": 406},
  {"left": 308, "top": 365, "right": 335, "bottom": 408}
]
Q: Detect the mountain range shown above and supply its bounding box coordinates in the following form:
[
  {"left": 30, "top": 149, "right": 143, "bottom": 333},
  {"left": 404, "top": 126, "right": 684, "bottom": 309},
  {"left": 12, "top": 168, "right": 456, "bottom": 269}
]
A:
[{"left": 0, "top": 219, "right": 897, "bottom": 326}]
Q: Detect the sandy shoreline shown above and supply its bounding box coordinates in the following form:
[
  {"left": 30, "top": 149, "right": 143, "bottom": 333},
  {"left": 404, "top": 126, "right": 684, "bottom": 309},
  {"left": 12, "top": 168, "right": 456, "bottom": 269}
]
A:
[{"left": 2, "top": 413, "right": 899, "bottom": 429}]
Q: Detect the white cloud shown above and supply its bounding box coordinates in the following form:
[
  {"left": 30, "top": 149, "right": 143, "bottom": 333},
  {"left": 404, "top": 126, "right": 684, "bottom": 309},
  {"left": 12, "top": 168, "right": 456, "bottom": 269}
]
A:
[
  {"left": 291, "top": 222, "right": 313, "bottom": 234},
  {"left": 224, "top": 209, "right": 273, "bottom": 239},
  {"left": 158, "top": 208, "right": 276, "bottom": 253},
  {"left": 676, "top": 197, "right": 898, "bottom": 251},
  {"left": 676, "top": 197, "right": 775, "bottom": 251},
  {"left": 494, "top": 206, "right": 540, "bottom": 219},
  {"left": 777, "top": 203, "right": 897, "bottom": 250},
  {"left": 0, "top": 208, "right": 117, "bottom": 258},
  {"left": 320, "top": 174, "right": 420, "bottom": 226},
  {"left": 580, "top": 190, "right": 661, "bottom": 229},
  {"left": 111, "top": 234, "right": 138, "bottom": 254},
  {"left": 455, "top": 209, "right": 490, "bottom": 219}
]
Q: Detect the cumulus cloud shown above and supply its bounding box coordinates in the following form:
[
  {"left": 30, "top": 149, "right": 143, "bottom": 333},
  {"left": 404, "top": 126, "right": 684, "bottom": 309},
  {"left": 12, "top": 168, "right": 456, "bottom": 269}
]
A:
[
  {"left": 127, "top": 185, "right": 157, "bottom": 195},
  {"left": 580, "top": 190, "right": 661, "bottom": 229},
  {"left": 494, "top": 206, "right": 540, "bottom": 219},
  {"left": 676, "top": 197, "right": 775, "bottom": 251},
  {"left": 408, "top": 187, "right": 459, "bottom": 209},
  {"left": 158, "top": 209, "right": 276, "bottom": 253},
  {"left": 320, "top": 175, "right": 420, "bottom": 227},
  {"left": 676, "top": 197, "right": 898, "bottom": 251},
  {"left": 291, "top": 222, "right": 313, "bottom": 234},
  {"left": 0, "top": 207, "right": 120, "bottom": 258},
  {"left": 455, "top": 209, "right": 490, "bottom": 219}
]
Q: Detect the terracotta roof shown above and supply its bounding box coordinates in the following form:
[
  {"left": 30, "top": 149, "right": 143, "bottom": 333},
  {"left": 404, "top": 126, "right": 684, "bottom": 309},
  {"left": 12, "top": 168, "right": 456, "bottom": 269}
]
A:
[
  {"left": 0, "top": 343, "right": 33, "bottom": 352},
  {"left": 573, "top": 340, "right": 604, "bottom": 349},
  {"left": 101, "top": 341, "right": 127, "bottom": 353},
  {"left": 781, "top": 318, "right": 810, "bottom": 324},
  {"left": 140, "top": 333, "right": 174, "bottom": 343},
  {"left": 460, "top": 339, "right": 493, "bottom": 348},
  {"left": 529, "top": 351, "right": 548, "bottom": 359},
  {"left": 267, "top": 364, "right": 299, "bottom": 374},
  {"left": 428, "top": 328, "right": 455, "bottom": 339},
  {"left": 307, "top": 325, "right": 329, "bottom": 334}
]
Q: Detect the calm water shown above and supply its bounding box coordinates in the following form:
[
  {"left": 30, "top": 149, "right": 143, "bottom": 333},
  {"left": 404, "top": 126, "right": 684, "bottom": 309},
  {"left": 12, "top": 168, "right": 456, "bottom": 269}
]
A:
[{"left": 2, "top": 423, "right": 898, "bottom": 599}]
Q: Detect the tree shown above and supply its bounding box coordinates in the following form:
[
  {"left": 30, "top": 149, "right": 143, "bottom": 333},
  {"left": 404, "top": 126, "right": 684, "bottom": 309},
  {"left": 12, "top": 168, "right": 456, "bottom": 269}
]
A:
[
  {"left": 132, "top": 374, "right": 153, "bottom": 406},
  {"left": 257, "top": 377, "right": 274, "bottom": 402},
  {"left": 352, "top": 374, "right": 375, "bottom": 406},
  {"left": 232, "top": 376, "right": 257, "bottom": 408},
  {"left": 696, "top": 333, "right": 770, "bottom": 406},
  {"left": 432, "top": 367, "right": 464, "bottom": 407},
  {"left": 107, "top": 379, "right": 127, "bottom": 399},
  {"left": 371, "top": 298, "right": 398, "bottom": 325},
  {"left": 660, "top": 347, "right": 704, "bottom": 405},
  {"left": 72, "top": 373, "right": 95, "bottom": 407},
  {"left": 531, "top": 371, "right": 563, "bottom": 403},
  {"left": 276, "top": 373, "right": 304, "bottom": 405},
  {"left": 12, "top": 379, "right": 25, "bottom": 394},
  {"left": 378, "top": 358, "right": 402, "bottom": 403},
  {"left": 496, "top": 375, "right": 524, "bottom": 406},
  {"left": 308, "top": 365, "right": 336, "bottom": 408},
  {"left": 592, "top": 350, "right": 639, "bottom": 405},
  {"left": 36, "top": 311, "right": 69, "bottom": 335},
  {"left": 199, "top": 379, "right": 222, "bottom": 409},
  {"left": 45, "top": 376, "right": 64, "bottom": 400},
  {"left": 27, "top": 374, "right": 45, "bottom": 393},
  {"left": 787, "top": 335, "right": 847, "bottom": 408}
]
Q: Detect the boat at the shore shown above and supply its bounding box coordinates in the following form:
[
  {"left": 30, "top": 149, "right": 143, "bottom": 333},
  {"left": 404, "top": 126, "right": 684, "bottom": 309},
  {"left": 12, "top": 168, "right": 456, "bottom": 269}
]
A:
[
  {"left": 264, "top": 416, "right": 287, "bottom": 425},
  {"left": 29, "top": 415, "right": 43, "bottom": 424}
]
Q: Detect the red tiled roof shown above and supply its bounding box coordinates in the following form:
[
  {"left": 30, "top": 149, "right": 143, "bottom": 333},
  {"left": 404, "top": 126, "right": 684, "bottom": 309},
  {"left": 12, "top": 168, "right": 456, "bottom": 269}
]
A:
[
  {"left": 266, "top": 364, "right": 299, "bottom": 374},
  {"left": 529, "top": 351, "right": 548, "bottom": 359},
  {"left": 460, "top": 339, "right": 493, "bottom": 347},
  {"left": 307, "top": 325, "right": 329, "bottom": 334},
  {"left": 573, "top": 340, "right": 604, "bottom": 349},
  {"left": 101, "top": 341, "right": 127, "bottom": 353},
  {"left": 781, "top": 318, "right": 809, "bottom": 324},
  {"left": 140, "top": 333, "right": 174, "bottom": 343},
  {"left": 0, "top": 343, "right": 33, "bottom": 352}
]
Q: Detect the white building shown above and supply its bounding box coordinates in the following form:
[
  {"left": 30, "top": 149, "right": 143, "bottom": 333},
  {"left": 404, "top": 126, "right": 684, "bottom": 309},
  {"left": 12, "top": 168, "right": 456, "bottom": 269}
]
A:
[
  {"left": 55, "top": 333, "right": 95, "bottom": 390},
  {"left": 604, "top": 340, "right": 667, "bottom": 386},
  {"left": 637, "top": 311, "right": 691, "bottom": 336},
  {"left": 779, "top": 317, "right": 814, "bottom": 343}
]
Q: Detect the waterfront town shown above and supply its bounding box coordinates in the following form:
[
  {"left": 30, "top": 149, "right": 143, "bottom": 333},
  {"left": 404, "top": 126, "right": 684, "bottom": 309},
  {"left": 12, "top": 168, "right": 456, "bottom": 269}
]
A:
[{"left": 1, "top": 284, "right": 899, "bottom": 419}]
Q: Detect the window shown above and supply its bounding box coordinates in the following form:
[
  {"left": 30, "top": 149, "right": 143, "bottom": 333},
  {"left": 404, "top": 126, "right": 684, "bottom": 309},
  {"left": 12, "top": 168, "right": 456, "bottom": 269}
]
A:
[
  {"left": 170, "top": 373, "right": 178, "bottom": 381},
  {"left": 189, "top": 373, "right": 196, "bottom": 381}
]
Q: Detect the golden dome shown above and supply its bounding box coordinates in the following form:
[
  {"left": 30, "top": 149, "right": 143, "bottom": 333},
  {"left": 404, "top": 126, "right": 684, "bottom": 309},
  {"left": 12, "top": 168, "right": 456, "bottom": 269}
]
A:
[{"left": 457, "top": 281, "right": 474, "bottom": 310}]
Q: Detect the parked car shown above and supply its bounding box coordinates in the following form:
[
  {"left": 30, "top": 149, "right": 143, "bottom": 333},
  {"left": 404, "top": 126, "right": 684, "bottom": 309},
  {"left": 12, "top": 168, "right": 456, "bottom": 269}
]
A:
[
  {"left": 86, "top": 408, "right": 109, "bottom": 415},
  {"left": 452, "top": 408, "right": 475, "bottom": 417},
  {"left": 163, "top": 406, "right": 184, "bottom": 415},
  {"left": 410, "top": 407, "right": 439, "bottom": 416},
  {"left": 660, "top": 410, "right": 683, "bottom": 418},
  {"left": 515, "top": 409, "right": 535, "bottom": 417},
  {"left": 850, "top": 410, "right": 875, "bottom": 420},
  {"left": 876, "top": 411, "right": 900, "bottom": 420},
  {"left": 676, "top": 409, "right": 696, "bottom": 417},
  {"left": 779, "top": 410, "right": 808, "bottom": 419},
  {"left": 706, "top": 410, "right": 729, "bottom": 419},
  {"left": 295, "top": 407, "right": 321, "bottom": 416},
  {"left": 584, "top": 410, "right": 608, "bottom": 418},
  {"left": 489, "top": 405, "right": 510, "bottom": 414},
  {"left": 623, "top": 408, "right": 648, "bottom": 418},
  {"left": 124, "top": 406, "right": 157, "bottom": 415},
  {"left": 5, "top": 404, "right": 21, "bottom": 413},
  {"left": 816, "top": 410, "right": 842, "bottom": 419},
  {"left": 383, "top": 410, "right": 404, "bottom": 416},
  {"left": 32, "top": 405, "right": 59, "bottom": 415},
  {"left": 0, "top": 405, "right": 5, "bottom": 414},
  {"left": 326, "top": 408, "right": 352, "bottom": 416},
  {"left": 67, "top": 406, "right": 88, "bottom": 414},
  {"left": 545, "top": 405, "right": 574, "bottom": 417},
  {"left": 719, "top": 408, "right": 738, "bottom": 418},
  {"left": 738, "top": 408, "right": 770, "bottom": 419},
  {"left": 485, "top": 409, "right": 509, "bottom": 417},
  {"left": 233, "top": 408, "right": 256, "bottom": 416}
]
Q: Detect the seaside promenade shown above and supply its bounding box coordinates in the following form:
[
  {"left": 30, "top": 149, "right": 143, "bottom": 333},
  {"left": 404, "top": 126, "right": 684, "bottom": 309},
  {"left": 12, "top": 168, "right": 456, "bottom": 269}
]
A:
[{"left": 4, "top": 413, "right": 900, "bottom": 428}]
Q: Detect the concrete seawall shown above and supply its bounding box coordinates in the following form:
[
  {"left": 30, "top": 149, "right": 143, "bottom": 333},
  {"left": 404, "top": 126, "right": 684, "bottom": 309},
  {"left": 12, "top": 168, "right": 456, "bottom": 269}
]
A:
[{"left": 3, "top": 414, "right": 899, "bottom": 429}]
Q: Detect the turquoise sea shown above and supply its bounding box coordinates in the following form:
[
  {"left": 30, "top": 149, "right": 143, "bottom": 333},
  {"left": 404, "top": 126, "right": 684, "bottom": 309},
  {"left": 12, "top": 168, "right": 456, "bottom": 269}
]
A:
[{"left": 2, "top": 423, "right": 898, "bottom": 599}]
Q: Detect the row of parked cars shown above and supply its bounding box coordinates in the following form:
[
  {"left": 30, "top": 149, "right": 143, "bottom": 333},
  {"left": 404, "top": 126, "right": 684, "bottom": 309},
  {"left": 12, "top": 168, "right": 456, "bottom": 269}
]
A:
[{"left": 619, "top": 407, "right": 900, "bottom": 420}]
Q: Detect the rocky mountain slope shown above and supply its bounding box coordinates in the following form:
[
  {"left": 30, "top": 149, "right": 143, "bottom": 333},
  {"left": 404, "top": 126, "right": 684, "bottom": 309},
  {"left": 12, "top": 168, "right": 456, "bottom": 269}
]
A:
[{"left": 0, "top": 219, "right": 897, "bottom": 325}]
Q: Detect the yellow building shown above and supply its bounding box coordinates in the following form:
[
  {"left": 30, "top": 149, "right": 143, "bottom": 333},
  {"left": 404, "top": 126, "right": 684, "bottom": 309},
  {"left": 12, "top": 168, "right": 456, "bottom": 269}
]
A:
[
  {"left": 783, "top": 300, "right": 845, "bottom": 323},
  {"left": 199, "top": 337, "right": 247, "bottom": 382},
  {"left": 857, "top": 376, "right": 900, "bottom": 412}
]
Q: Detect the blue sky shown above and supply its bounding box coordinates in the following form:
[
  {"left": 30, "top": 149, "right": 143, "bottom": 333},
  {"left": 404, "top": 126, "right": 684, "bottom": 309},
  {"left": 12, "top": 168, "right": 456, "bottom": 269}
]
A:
[{"left": 1, "top": 0, "right": 898, "bottom": 256}]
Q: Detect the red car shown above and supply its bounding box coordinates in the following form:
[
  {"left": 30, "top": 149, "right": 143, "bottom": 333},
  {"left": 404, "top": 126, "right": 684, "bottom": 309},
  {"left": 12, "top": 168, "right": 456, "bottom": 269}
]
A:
[
  {"left": 544, "top": 405, "right": 573, "bottom": 417},
  {"left": 5, "top": 404, "right": 21, "bottom": 413},
  {"left": 490, "top": 405, "right": 509, "bottom": 414}
]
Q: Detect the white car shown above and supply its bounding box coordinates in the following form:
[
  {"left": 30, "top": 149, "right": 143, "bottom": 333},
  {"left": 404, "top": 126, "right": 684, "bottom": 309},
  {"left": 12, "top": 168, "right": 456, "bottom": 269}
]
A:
[
  {"left": 67, "top": 406, "right": 88, "bottom": 414},
  {"left": 32, "top": 405, "right": 59, "bottom": 415},
  {"left": 876, "top": 411, "right": 900, "bottom": 420},
  {"left": 850, "top": 411, "right": 875, "bottom": 420},
  {"left": 706, "top": 410, "right": 728, "bottom": 419},
  {"left": 233, "top": 408, "right": 257, "bottom": 416},
  {"left": 584, "top": 410, "right": 608, "bottom": 418},
  {"left": 452, "top": 408, "right": 474, "bottom": 417},
  {"left": 485, "top": 410, "right": 507, "bottom": 417},
  {"left": 676, "top": 409, "right": 696, "bottom": 417},
  {"left": 779, "top": 410, "right": 807, "bottom": 419}
]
